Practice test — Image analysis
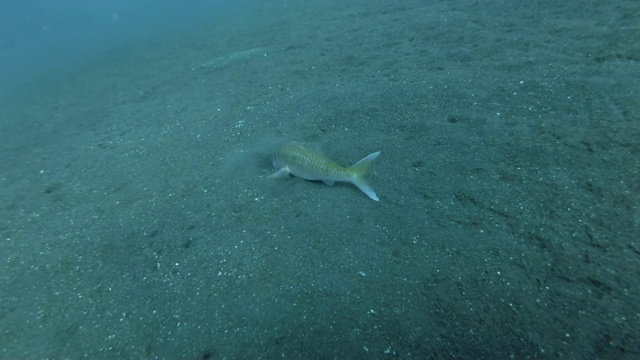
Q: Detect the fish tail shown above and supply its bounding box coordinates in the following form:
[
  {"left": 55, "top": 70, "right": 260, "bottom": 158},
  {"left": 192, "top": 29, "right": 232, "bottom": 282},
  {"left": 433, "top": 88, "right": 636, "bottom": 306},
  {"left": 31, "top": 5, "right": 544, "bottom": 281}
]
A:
[{"left": 349, "top": 151, "right": 381, "bottom": 201}]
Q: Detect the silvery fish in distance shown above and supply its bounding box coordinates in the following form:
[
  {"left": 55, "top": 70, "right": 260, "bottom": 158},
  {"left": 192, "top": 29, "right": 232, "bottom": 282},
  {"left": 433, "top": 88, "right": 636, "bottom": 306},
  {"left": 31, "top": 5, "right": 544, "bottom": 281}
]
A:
[{"left": 269, "top": 142, "right": 381, "bottom": 201}]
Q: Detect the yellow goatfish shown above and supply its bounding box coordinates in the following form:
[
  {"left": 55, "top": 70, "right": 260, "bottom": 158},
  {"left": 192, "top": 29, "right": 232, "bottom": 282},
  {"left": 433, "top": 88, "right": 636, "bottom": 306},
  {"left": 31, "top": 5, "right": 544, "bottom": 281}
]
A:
[{"left": 269, "top": 142, "right": 381, "bottom": 201}]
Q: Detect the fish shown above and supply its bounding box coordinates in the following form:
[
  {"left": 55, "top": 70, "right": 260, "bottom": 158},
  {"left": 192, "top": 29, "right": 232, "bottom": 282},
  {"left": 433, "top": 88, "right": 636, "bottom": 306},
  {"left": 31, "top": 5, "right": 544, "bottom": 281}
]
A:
[{"left": 269, "top": 142, "right": 381, "bottom": 201}]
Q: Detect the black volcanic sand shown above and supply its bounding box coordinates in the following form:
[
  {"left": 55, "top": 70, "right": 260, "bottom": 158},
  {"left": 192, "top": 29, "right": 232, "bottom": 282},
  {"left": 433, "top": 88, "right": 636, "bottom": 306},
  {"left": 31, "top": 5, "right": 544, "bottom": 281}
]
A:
[{"left": 1, "top": 0, "right": 639, "bottom": 358}]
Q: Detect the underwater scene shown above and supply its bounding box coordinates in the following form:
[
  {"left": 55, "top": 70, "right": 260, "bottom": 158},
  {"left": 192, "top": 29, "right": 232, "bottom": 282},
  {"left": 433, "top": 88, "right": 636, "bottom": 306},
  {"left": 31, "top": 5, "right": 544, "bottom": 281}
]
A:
[{"left": 1, "top": 0, "right": 638, "bottom": 358}]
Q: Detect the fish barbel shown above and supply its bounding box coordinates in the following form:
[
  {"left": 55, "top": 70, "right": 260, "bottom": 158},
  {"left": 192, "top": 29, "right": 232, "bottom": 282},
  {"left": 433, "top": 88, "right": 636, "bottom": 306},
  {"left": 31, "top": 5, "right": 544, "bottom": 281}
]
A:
[{"left": 268, "top": 142, "right": 380, "bottom": 201}]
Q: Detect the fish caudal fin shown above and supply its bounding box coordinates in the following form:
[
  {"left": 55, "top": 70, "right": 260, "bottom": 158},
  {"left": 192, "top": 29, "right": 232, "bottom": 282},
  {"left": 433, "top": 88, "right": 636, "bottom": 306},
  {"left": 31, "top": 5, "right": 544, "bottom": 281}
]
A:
[{"left": 349, "top": 151, "right": 381, "bottom": 201}]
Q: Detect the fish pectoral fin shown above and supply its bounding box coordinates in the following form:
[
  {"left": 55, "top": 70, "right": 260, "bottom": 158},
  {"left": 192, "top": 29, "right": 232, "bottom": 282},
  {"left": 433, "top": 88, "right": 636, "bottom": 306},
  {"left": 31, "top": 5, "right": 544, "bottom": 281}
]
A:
[
  {"left": 322, "top": 180, "right": 335, "bottom": 186},
  {"left": 268, "top": 167, "right": 290, "bottom": 179}
]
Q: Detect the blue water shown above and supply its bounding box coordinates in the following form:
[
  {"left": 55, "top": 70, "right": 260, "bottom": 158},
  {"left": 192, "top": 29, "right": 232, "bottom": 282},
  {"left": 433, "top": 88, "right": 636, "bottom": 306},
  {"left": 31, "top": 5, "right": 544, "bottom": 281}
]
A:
[
  {"left": 1, "top": 0, "right": 639, "bottom": 358},
  {"left": 0, "top": 0, "right": 239, "bottom": 94}
]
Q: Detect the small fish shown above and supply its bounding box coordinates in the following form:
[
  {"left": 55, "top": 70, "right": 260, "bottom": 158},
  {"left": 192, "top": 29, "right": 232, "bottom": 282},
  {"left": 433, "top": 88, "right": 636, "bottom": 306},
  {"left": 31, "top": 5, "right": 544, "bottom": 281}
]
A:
[{"left": 269, "top": 142, "right": 381, "bottom": 201}]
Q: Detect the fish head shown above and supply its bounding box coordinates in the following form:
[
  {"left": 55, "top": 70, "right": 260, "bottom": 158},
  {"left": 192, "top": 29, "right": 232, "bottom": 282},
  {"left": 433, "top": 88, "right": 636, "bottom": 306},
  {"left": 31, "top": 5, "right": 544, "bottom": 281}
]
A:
[{"left": 272, "top": 151, "right": 285, "bottom": 169}]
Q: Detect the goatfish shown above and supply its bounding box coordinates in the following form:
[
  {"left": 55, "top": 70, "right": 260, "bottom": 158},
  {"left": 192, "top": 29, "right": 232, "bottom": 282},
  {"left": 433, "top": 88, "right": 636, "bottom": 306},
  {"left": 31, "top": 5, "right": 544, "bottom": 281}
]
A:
[{"left": 268, "top": 142, "right": 381, "bottom": 201}]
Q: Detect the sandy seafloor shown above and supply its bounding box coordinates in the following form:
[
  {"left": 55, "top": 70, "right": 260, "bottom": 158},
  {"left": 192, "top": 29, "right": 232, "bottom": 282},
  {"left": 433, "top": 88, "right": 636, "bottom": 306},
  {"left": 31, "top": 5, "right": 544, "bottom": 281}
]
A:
[{"left": 1, "top": 0, "right": 639, "bottom": 358}]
